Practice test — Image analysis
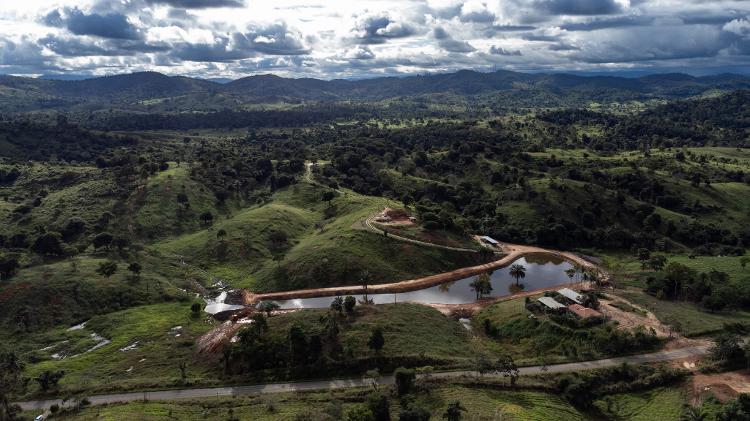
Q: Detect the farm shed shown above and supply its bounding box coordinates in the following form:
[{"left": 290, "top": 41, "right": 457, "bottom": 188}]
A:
[
  {"left": 557, "top": 288, "right": 584, "bottom": 304},
  {"left": 537, "top": 296, "right": 566, "bottom": 310}
]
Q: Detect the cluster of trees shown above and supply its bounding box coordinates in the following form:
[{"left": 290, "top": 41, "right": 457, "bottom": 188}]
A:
[
  {"left": 556, "top": 363, "right": 685, "bottom": 410},
  {"left": 0, "top": 120, "right": 137, "bottom": 163},
  {"left": 223, "top": 300, "right": 388, "bottom": 375},
  {"left": 644, "top": 261, "right": 750, "bottom": 312}
]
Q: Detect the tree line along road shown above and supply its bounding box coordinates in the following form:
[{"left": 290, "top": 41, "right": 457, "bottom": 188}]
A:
[{"left": 16, "top": 344, "right": 710, "bottom": 411}]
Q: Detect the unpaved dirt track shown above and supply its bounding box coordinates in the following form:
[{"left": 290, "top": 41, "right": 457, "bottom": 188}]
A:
[{"left": 16, "top": 344, "right": 710, "bottom": 411}]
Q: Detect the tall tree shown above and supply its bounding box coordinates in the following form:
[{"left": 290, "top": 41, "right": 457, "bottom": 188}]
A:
[
  {"left": 469, "top": 272, "right": 492, "bottom": 299},
  {"left": 509, "top": 264, "right": 526, "bottom": 286}
]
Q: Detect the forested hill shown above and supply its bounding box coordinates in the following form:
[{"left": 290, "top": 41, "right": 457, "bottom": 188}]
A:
[{"left": 1, "top": 69, "right": 750, "bottom": 113}]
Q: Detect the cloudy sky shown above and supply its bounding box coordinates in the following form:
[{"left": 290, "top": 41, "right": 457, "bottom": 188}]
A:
[{"left": 1, "top": 0, "right": 750, "bottom": 79}]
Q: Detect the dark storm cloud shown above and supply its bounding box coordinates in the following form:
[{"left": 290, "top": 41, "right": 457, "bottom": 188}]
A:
[
  {"left": 0, "top": 37, "right": 48, "bottom": 66},
  {"left": 460, "top": 6, "right": 496, "bottom": 23},
  {"left": 144, "top": 0, "right": 245, "bottom": 8},
  {"left": 534, "top": 0, "right": 623, "bottom": 16},
  {"left": 489, "top": 45, "right": 522, "bottom": 56},
  {"left": 560, "top": 16, "right": 652, "bottom": 31},
  {"left": 174, "top": 23, "right": 308, "bottom": 62},
  {"left": 350, "top": 13, "right": 416, "bottom": 44},
  {"left": 434, "top": 27, "right": 476, "bottom": 53},
  {"left": 491, "top": 24, "right": 537, "bottom": 32},
  {"left": 572, "top": 25, "right": 729, "bottom": 63},
  {"left": 43, "top": 8, "right": 141, "bottom": 40},
  {"left": 520, "top": 32, "right": 561, "bottom": 42},
  {"left": 39, "top": 35, "right": 170, "bottom": 57}
]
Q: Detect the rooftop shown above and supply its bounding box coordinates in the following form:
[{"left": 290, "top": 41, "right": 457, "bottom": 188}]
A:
[
  {"left": 537, "top": 296, "right": 566, "bottom": 310},
  {"left": 568, "top": 304, "right": 603, "bottom": 319},
  {"left": 558, "top": 288, "right": 584, "bottom": 304}
]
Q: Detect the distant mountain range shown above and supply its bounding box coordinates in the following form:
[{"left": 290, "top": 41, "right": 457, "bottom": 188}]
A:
[{"left": 2, "top": 69, "right": 750, "bottom": 114}]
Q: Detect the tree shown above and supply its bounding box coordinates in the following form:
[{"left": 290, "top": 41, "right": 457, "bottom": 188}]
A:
[
  {"left": 200, "top": 211, "right": 214, "bottom": 226},
  {"left": 344, "top": 295, "right": 357, "bottom": 314},
  {"left": 398, "top": 405, "right": 430, "bottom": 421},
  {"left": 257, "top": 301, "right": 280, "bottom": 316},
  {"left": 368, "top": 327, "right": 385, "bottom": 354},
  {"left": 681, "top": 406, "right": 707, "bottom": 421},
  {"left": 345, "top": 407, "right": 375, "bottom": 421},
  {"left": 394, "top": 367, "right": 415, "bottom": 396},
  {"left": 0, "top": 256, "right": 20, "bottom": 280},
  {"left": 190, "top": 302, "right": 201, "bottom": 317},
  {"left": 715, "top": 394, "right": 750, "bottom": 421},
  {"left": 112, "top": 236, "right": 130, "bottom": 251},
  {"left": 564, "top": 268, "right": 576, "bottom": 283},
  {"left": 647, "top": 255, "right": 668, "bottom": 271},
  {"left": 637, "top": 248, "right": 651, "bottom": 268},
  {"left": 496, "top": 355, "right": 519, "bottom": 387},
  {"left": 741, "top": 256, "right": 750, "bottom": 270},
  {"left": 711, "top": 333, "right": 744, "bottom": 363},
  {"left": 289, "top": 324, "right": 308, "bottom": 366},
  {"left": 34, "top": 370, "right": 64, "bottom": 391},
  {"left": 92, "top": 232, "right": 113, "bottom": 250},
  {"left": 31, "top": 232, "right": 64, "bottom": 256},
  {"left": 364, "top": 369, "right": 381, "bottom": 391},
  {"left": 1, "top": 352, "right": 24, "bottom": 421},
  {"left": 96, "top": 260, "right": 118, "bottom": 278},
  {"left": 469, "top": 272, "right": 493, "bottom": 299},
  {"left": 366, "top": 392, "right": 391, "bottom": 421},
  {"left": 331, "top": 296, "right": 344, "bottom": 314},
  {"left": 322, "top": 190, "right": 337, "bottom": 205},
  {"left": 178, "top": 361, "right": 187, "bottom": 381},
  {"left": 509, "top": 264, "right": 526, "bottom": 286},
  {"left": 269, "top": 230, "right": 288, "bottom": 250},
  {"left": 127, "top": 262, "right": 142, "bottom": 278},
  {"left": 443, "top": 401, "right": 466, "bottom": 421},
  {"left": 217, "top": 229, "right": 227, "bottom": 241}
]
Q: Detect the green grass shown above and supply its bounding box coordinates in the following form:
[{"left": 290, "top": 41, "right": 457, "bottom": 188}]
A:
[
  {"left": 605, "top": 253, "right": 750, "bottom": 289},
  {"left": 44, "top": 385, "right": 593, "bottom": 420},
  {"left": 19, "top": 302, "right": 218, "bottom": 397},
  {"left": 617, "top": 289, "right": 750, "bottom": 336},
  {"left": 0, "top": 253, "right": 186, "bottom": 332},
  {"left": 593, "top": 387, "right": 686, "bottom": 420},
  {"left": 153, "top": 183, "right": 479, "bottom": 291},
  {"left": 131, "top": 165, "right": 222, "bottom": 240},
  {"left": 267, "top": 303, "right": 475, "bottom": 361},
  {"left": 474, "top": 296, "right": 662, "bottom": 364}
]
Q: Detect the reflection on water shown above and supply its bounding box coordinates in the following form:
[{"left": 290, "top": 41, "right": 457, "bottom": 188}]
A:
[{"left": 273, "top": 254, "right": 574, "bottom": 309}]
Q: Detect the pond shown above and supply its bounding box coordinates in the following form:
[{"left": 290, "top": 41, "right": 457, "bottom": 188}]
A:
[{"left": 270, "top": 254, "right": 575, "bottom": 309}]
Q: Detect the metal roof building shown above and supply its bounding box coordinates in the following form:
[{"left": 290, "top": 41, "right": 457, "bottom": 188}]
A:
[
  {"left": 537, "top": 296, "right": 566, "bottom": 310},
  {"left": 480, "top": 235, "right": 499, "bottom": 245},
  {"left": 557, "top": 288, "right": 584, "bottom": 304}
]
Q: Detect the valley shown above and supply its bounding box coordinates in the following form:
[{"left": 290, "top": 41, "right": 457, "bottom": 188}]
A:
[{"left": 1, "top": 69, "right": 749, "bottom": 421}]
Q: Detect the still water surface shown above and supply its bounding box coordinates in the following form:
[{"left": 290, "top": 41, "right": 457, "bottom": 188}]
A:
[{"left": 271, "top": 254, "right": 575, "bottom": 309}]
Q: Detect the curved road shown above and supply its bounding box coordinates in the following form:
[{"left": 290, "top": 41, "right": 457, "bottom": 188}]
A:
[{"left": 17, "top": 344, "right": 709, "bottom": 411}]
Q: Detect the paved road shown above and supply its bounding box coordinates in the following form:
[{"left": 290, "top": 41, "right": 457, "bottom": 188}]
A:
[{"left": 17, "top": 344, "right": 710, "bottom": 411}]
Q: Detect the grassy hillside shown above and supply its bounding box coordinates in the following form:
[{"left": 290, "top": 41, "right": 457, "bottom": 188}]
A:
[
  {"left": 153, "top": 183, "right": 479, "bottom": 291},
  {"left": 130, "top": 165, "right": 222, "bottom": 240},
  {"left": 0, "top": 252, "right": 188, "bottom": 333},
  {"left": 14, "top": 302, "right": 217, "bottom": 398}
]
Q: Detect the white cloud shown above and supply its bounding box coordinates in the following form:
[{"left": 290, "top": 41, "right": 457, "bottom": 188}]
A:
[{"left": 0, "top": 0, "right": 749, "bottom": 78}]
